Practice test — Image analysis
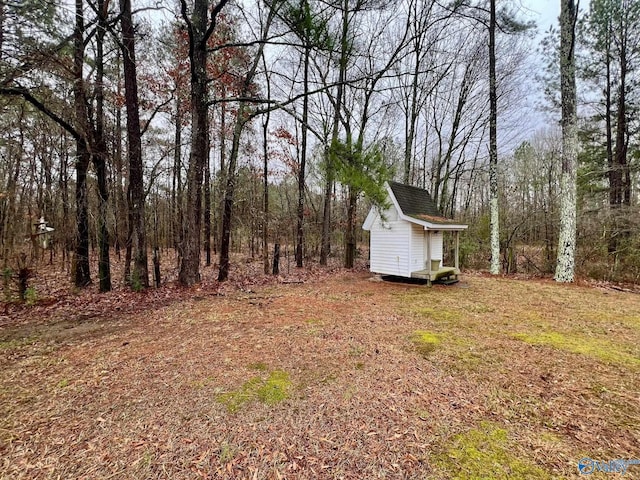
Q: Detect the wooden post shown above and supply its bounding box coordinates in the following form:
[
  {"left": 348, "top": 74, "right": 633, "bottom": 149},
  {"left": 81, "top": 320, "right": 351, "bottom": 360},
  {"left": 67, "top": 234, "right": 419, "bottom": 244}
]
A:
[
  {"left": 426, "top": 230, "right": 432, "bottom": 270},
  {"left": 426, "top": 229, "right": 432, "bottom": 286},
  {"left": 272, "top": 243, "right": 280, "bottom": 275},
  {"left": 455, "top": 230, "right": 460, "bottom": 270}
]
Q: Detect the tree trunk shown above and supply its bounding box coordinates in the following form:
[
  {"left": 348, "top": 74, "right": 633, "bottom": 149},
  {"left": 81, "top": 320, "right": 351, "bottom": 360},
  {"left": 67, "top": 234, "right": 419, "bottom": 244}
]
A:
[
  {"left": 217, "top": 4, "right": 276, "bottom": 282},
  {"left": 262, "top": 98, "right": 270, "bottom": 275},
  {"left": 74, "top": 146, "right": 91, "bottom": 287},
  {"left": 0, "top": 1, "right": 4, "bottom": 61},
  {"left": 73, "top": 0, "right": 91, "bottom": 287},
  {"left": 296, "top": 42, "right": 309, "bottom": 268},
  {"left": 94, "top": 0, "right": 111, "bottom": 292},
  {"left": 204, "top": 152, "right": 211, "bottom": 266},
  {"left": 94, "top": 152, "right": 111, "bottom": 291},
  {"left": 113, "top": 51, "right": 125, "bottom": 259},
  {"left": 272, "top": 243, "right": 280, "bottom": 275},
  {"left": 319, "top": 161, "right": 333, "bottom": 265},
  {"left": 152, "top": 198, "right": 161, "bottom": 287},
  {"left": 120, "top": 0, "right": 149, "bottom": 289},
  {"left": 217, "top": 89, "right": 227, "bottom": 255},
  {"left": 344, "top": 186, "right": 357, "bottom": 268},
  {"left": 615, "top": 13, "right": 630, "bottom": 208},
  {"left": 0, "top": 117, "right": 21, "bottom": 263},
  {"left": 614, "top": 14, "right": 631, "bottom": 254},
  {"left": 218, "top": 109, "right": 244, "bottom": 282},
  {"left": 488, "top": 0, "right": 500, "bottom": 275},
  {"left": 173, "top": 97, "right": 183, "bottom": 252},
  {"left": 555, "top": 0, "right": 578, "bottom": 283},
  {"left": 404, "top": 47, "right": 421, "bottom": 185},
  {"left": 179, "top": 0, "right": 226, "bottom": 285},
  {"left": 604, "top": 30, "right": 617, "bottom": 254}
]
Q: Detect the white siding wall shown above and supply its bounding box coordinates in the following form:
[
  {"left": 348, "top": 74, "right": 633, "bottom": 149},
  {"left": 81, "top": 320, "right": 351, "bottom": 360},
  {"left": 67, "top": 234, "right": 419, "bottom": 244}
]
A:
[
  {"left": 367, "top": 205, "right": 448, "bottom": 277},
  {"left": 410, "top": 224, "right": 425, "bottom": 273},
  {"left": 369, "top": 215, "right": 410, "bottom": 277},
  {"left": 431, "top": 231, "right": 443, "bottom": 261}
]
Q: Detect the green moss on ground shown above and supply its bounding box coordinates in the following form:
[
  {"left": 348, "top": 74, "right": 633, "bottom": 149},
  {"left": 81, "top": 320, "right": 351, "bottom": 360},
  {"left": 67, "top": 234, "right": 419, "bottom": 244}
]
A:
[
  {"left": 432, "top": 422, "right": 551, "bottom": 479},
  {"left": 217, "top": 370, "right": 291, "bottom": 413},
  {"left": 256, "top": 370, "right": 291, "bottom": 405},
  {"left": 513, "top": 331, "right": 640, "bottom": 369},
  {"left": 410, "top": 330, "right": 441, "bottom": 357}
]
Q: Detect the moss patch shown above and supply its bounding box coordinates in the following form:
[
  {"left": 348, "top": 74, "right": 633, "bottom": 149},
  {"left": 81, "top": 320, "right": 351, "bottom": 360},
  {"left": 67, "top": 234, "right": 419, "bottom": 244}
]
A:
[
  {"left": 217, "top": 370, "right": 291, "bottom": 413},
  {"left": 432, "top": 422, "right": 551, "bottom": 479},
  {"left": 413, "top": 307, "right": 461, "bottom": 323},
  {"left": 410, "top": 330, "right": 441, "bottom": 357},
  {"left": 255, "top": 370, "right": 291, "bottom": 405},
  {"left": 513, "top": 331, "right": 640, "bottom": 369}
]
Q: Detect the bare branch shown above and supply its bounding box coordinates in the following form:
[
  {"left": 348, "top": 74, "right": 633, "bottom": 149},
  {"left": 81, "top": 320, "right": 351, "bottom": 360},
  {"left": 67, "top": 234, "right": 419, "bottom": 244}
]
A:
[
  {"left": 201, "top": 0, "right": 231, "bottom": 48},
  {"left": 0, "top": 86, "right": 83, "bottom": 143}
]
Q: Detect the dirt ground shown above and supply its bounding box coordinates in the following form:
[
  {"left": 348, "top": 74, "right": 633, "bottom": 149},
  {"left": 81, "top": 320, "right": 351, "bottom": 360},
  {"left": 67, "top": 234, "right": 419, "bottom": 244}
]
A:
[{"left": 1, "top": 264, "right": 639, "bottom": 479}]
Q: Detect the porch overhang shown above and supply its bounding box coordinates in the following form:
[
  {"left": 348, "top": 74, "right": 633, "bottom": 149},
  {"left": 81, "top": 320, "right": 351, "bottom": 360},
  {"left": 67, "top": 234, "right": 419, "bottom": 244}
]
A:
[{"left": 402, "top": 215, "right": 467, "bottom": 231}]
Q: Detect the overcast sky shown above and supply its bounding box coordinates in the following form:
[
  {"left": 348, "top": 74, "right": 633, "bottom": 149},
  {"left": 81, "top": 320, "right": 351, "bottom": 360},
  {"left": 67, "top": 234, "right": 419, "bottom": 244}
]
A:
[
  {"left": 514, "top": 0, "right": 563, "bottom": 136},
  {"left": 524, "top": 0, "right": 561, "bottom": 32}
]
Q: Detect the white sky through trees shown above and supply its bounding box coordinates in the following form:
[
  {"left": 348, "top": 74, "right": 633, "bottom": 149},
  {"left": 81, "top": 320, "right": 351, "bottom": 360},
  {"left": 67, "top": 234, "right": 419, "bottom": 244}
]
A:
[{"left": 525, "top": 0, "right": 561, "bottom": 32}]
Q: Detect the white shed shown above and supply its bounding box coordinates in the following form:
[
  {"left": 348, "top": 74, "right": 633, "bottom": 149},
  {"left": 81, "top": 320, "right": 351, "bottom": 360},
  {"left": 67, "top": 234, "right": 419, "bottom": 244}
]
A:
[{"left": 362, "top": 181, "right": 468, "bottom": 284}]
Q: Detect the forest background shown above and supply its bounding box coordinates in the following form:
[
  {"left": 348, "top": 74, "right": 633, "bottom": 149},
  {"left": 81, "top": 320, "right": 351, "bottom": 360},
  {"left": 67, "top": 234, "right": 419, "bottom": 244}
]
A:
[{"left": 1, "top": 0, "right": 639, "bottom": 296}]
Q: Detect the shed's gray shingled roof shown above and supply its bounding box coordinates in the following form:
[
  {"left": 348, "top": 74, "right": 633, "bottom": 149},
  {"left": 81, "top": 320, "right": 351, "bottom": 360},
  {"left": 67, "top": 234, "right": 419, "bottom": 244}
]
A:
[
  {"left": 388, "top": 181, "right": 443, "bottom": 218},
  {"left": 387, "top": 181, "right": 462, "bottom": 225}
]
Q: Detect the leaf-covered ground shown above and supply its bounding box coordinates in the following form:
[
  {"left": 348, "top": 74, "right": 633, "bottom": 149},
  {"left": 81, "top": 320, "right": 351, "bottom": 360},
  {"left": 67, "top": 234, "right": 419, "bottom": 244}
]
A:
[{"left": 1, "top": 268, "right": 639, "bottom": 479}]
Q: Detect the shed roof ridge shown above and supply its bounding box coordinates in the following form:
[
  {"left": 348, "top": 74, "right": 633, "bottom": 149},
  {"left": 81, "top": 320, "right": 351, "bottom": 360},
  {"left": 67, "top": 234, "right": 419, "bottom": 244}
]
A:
[{"left": 387, "top": 181, "right": 445, "bottom": 219}]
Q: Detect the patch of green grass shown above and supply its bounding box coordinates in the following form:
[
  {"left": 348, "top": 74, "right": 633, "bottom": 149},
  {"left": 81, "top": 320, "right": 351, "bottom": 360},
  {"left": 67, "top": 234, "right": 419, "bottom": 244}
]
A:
[
  {"left": 24, "top": 287, "right": 38, "bottom": 306},
  {"left": 129, "top": 271, "right": 144, "bottom": 292},
  {"left": 217, "top": 378, "right": 262, "bottom": 413},
  {"left": 217, "top": 370, "right": 291, "bottom": 413},
  {"left": 620, "top": 315, "right": 640, "bottom": 329},
  {"left": 432, "top": 422, "right": 551, "bottom": 479},
  {"left": 587, "top": 313, "right": 640, "bottom": 332},
  {"left": 256, "top": 370, "right": 291, "bottom": 405},
  {"left": 452, "top": 349, "right": 483, "bottom": 371},
  {"left": 413, "top": 307, "right": 461, "bottom": 323},
  {"left": 513, "top": 331, "right": 640, "bottom": 369},
  {"left": 219, "top": 442, "right": 235, "bottom": 463},
  {"left": 57, "top": 378, "right": 69, "bottom": 388},
  {"left": 0, "top": 336, "right": 37, "bottom": 350},
  {"left": 454, "top": 337, "right": 506, "bottom": 372},
  {"left": 411, "top": 330, "right": 441, "bottom": 357}
]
